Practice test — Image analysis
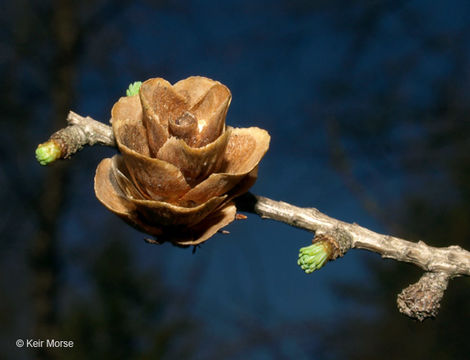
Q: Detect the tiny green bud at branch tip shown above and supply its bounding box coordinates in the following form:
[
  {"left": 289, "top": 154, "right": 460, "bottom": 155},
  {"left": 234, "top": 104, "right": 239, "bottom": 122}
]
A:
[
  {"left": 297, "top": 241, "right": 332, "bottom": 274},
  {"left": 126, "top": 81, "right": 142, "bottom": 96},
  {"left": 35, "top": 140, "right": 61, "bottom": 165}
]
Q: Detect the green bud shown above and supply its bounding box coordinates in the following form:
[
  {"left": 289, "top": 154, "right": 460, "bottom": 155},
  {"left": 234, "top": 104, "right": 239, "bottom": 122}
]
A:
[
  {"left": 298, "top": 242, "right": 331, "bottom": 273},
  {"left": 35, "top": 140, "right": 61, "bottom": 165},
  {"left": 126, "top": 81, "right": 142, "bottom": 96}
]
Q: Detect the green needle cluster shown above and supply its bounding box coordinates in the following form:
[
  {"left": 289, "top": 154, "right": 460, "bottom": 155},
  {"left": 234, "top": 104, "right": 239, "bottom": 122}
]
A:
[
  {"left": 35, "top": 140, "right": 61, "bottom": 165},
  {"left": 126, "top": 81, "right": 142, "bottom": 96},
  {"left": 297, "top": 242, "right": 330, "bottom": 274}
]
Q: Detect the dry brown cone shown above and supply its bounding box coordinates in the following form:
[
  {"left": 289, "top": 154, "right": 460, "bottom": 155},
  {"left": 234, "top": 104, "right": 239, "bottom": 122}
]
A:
[{"left": 94, "top": 76, "right": 270, "bottom": 246}]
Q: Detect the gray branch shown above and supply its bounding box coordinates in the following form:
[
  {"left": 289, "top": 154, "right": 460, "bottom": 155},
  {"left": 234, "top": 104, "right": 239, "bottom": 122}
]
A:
[
  {"left": 48, "top": 111, "right": 115, "bottom": 159},
  {"left": 235, "top": 194, "right": 470, "bottom": 276},
  {"left": 38, "top": 112, "right": 470, "bottom": 321}
]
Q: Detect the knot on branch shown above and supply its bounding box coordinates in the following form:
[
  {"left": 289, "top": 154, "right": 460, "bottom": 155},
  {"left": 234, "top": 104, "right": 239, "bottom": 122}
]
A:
[
  {"left": 397, "top": 271, "right": 449, "bottom": 321},
  {"left": 315, "top": 228, "right": 352, "bottom": 260}
]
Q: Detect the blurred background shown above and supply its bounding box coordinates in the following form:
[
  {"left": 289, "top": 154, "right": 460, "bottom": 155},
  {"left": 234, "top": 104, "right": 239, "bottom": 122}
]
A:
[{"left": 1, "top": 0, "right": 470, "bottom": 359}]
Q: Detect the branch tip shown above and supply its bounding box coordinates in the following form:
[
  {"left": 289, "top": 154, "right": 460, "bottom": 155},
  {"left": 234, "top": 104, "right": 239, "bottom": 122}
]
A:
[{"left": 35, "top": 140, "right": 62, "bottom": 165}]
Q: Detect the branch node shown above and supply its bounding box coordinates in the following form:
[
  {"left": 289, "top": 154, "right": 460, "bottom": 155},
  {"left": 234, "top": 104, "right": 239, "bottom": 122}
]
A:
[{"left": 315, "top": 228, "right": 352, "bottom": 260}]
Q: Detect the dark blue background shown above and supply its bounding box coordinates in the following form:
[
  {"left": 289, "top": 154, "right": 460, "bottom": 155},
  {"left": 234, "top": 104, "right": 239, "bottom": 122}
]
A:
[{"left": 2, "top": 0, "right": 470, "bottom": 359}]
